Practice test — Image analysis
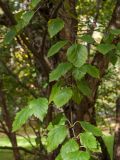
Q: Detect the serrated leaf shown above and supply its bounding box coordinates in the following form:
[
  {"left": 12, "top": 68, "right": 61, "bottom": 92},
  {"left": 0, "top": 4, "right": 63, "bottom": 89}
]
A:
[
  {"left": 49, "top": 84, "right": 72, "bottom": 107},
  {"left": 67, "top": 44, "right": 88, "bottom": 68},
  {"left": 84, "top": 64, "right": 100, "bottom": 78},
  {"left": 80, "top": 132, "right": 97, "bottom": 151},
  {"left": 48, "top": 18, "right": 64, "bottom": 38},
  {"left": 77, "top": 80, "right": 91, "bottom": 97},
  {"left": 47, "top": 125, "right": 68, "bottom": 152},
  {"left": 30, "top": 0, "right": 41, "bottom": 9},
  {"left": 61, "top": 151, "right": 90, "bottom": 160},
  {"left": 80, "top": 34, "right": 95, "bottom": 43},
  {"left": 53, "top": 87, "right": 73, "bottom": 107},
  {"left": 12, "top": 98, "right": 48, "bottom": 131},
  {"left": 80, "top": 121, "right": 102, "bottom": 136},
  {"left": 61, "top": 139, "right": 79, "bottom": 159},
  {"left": 97, "top": 43, "right": 115, "bottom": 55},
  {"left": 12, "top": 107, "right": 32, "bottom": 132},
  {"left": 28, "top": 98, "right": 48, "bottom": 121},
  {"left": 47, "top": 40, "right": 68, "bottom": 57},
  {"left": 49, "top": 62, "right": 72, "bottom": 82}
]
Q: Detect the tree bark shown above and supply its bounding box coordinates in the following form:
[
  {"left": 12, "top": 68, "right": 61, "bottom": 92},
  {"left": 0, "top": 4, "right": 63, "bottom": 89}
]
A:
[
  {"left": 0, "top": 81, "right": 21, "bottom": 160},
  {"left": 114, "top": 97, "right": 120, "bottom": 160}
]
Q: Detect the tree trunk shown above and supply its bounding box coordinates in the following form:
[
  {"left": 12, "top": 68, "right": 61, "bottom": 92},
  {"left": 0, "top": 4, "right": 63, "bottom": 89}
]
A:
[
  {"left": 114, "top": 97, "right": 120, "bottom": 160},
  {"left": 0, "top": 81, "right": 21, "bottom": 160}
]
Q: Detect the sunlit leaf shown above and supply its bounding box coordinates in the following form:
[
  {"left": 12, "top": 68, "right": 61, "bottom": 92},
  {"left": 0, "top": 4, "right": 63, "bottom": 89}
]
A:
[
  {"left": 80, "top": 132, "right": 97, "bottom": 151},
  {"left": 47, "top": 125, "right": 68, "bottom": 152}
]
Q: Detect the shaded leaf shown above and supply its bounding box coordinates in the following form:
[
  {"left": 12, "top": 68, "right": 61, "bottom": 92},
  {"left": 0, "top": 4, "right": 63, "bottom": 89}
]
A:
[
  {"left": 67, "top": 44, "right": 88, "bottom": 68},
  {"left": 47, "top": 40, "right": 68, "bottom": 57},
  {"left": 77, "top": 80, "right": 91, "bottom": 97},
  {"left": 4, "top": 27, "right": 17, "bottom": 44},
  {"left": 72, "top": 87, "right": 83, "bottom": 104},
  {"left": 72, "top": 67, "right": 86, "bottom": 81},
  {"left": 30, "top": 0, "right": 41, "bottom": 9},
  {"left": 21, "top": 11, "right": 34, "bottom": 27},
  {"left": 84, "top": 64, "right": 100, "bottom": 78},
  {"left": 48, "top": 18, "right": 64, "bottom": 38},
  {"left": 80, "top": 121, "right": 102, "bottom": 136},
  {"left": 49, "top": 62, "right": 72, "bottom": 82},
  {"left": 110, "top": 29, "right": 120, "bottom": 35},
  {"left": 80, "top": 34, "right": 95, "bottom": 43},
  {"left": 97, "top": 43, "right": 115, "bottom": 55}
]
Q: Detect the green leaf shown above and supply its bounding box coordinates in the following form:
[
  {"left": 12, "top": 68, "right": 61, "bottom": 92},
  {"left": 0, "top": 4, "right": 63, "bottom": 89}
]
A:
[
  {"left": 84, "top": 64, "right": 100, "bottom": 78},
  {"left": 53, "top": 87, "right": 73, "bottom": 107},
  {"left": 30, "top": 0, "right": 41, "bottom": 9},
  {"left": 4, "top": 11, "right": 34, "bottom": 44},
  {"left": 72, "top": 87, "right": 83, "bottom": 104},
  {"left": 47, "top": 125, "right": 68, "bottom": 152},
  {"left": 80, "top": 121, "right": 102, "bottom": 136},
  {"left": 117, "top": 42, "right": 120, "bottom": 51},
  {"left": 48, "top": 18, "right": 64, "bottom": 38},
  {"left": 52, "top": 113, "right": 67, "bottom": 126},
  {"left": 49, "top": 84, "right": 72, "bottom": 107},
  {"left": 61, "top": 151, "right": 90, "bottom": 160},
  {"left": 47, "top": 40, "right": 68, "bottom": 57},
  {"left": 48, "top": 114, "right": 67, "bottom": 131},
  {"left": 77, "top": 80, "right": 91, "bottom": 97},
  {"left": 97, "top": 43, "right": 115, "bottom": 55},
  {"left": 107, "top": 51, "right": 118, "bottom": 65},
  {"left": 80, "top": 34, "right": 95, "bottom": 43},
  {"left": 12, "top": 98, "right": 48, "bottom": 131},
  {"left": 12, "top": 107, "right": 32, "bottom": 132},
  {"left": 67, "top": 44, "right": 88, "bottom": 68},
  {"left": 49, "top": 62, "right": 72, "bottom": 82},
  {"left": 21, "top": 11, "right": 34, "bottom": 27},
  {"left": 102, "top": 135, "right": 114, "bottom": 160},
  {"left": 80, "top": 132, "right": 97, "bottom": 151},
  {"left": 4, "top": 27, "right": 17, "bottom": 44},
  {"left": 110, "top": 29, "right": 120, "bottom": 35},
  {"left": 72, "top": 67, "right": 86, "bottom": 81},
  {"left": 55, "top": 154, "right": 63, "bottom": 160},
  {"left": 61, "top": 139, "right": 79, "bottom": 159},
  {"left": 49, "top": 83, "right": 60, "bottom": 103},
  {"left": 28, "top": 98, "right": 48, "bottom": 121}
]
